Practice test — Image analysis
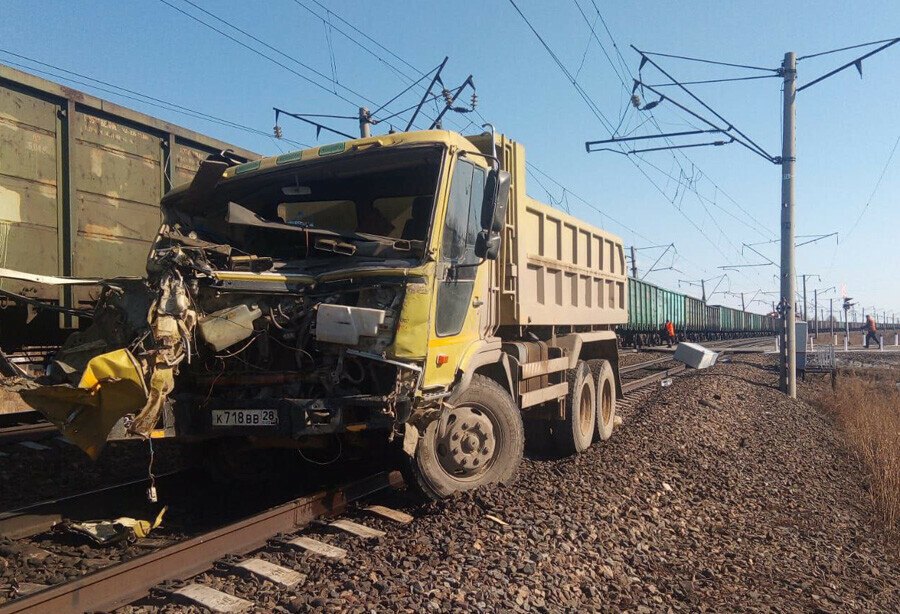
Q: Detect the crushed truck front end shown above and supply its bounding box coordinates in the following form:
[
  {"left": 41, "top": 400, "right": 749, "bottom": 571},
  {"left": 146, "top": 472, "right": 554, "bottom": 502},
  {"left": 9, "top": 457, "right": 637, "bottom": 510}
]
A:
[{"left": 17, "top": 130, "right": 505, "bottom": 474}]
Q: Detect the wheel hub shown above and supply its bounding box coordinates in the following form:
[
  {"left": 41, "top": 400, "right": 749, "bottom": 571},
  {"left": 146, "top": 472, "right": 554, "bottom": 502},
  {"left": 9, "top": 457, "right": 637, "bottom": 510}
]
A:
[{"left": 437, "top": 406, "right": 496, "bottom": 477}]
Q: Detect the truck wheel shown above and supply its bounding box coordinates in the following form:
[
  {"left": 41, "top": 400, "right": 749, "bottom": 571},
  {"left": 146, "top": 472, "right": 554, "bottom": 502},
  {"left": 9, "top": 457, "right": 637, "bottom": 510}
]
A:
[
  {"left": 589, "top": 359, "right": 616, "bottom": 441},
  {"left": 410, "top": 374, "right": 524, "bottom": 500},
  {"left": 552, "top": 361, "right": 595, "bottom": 455}
]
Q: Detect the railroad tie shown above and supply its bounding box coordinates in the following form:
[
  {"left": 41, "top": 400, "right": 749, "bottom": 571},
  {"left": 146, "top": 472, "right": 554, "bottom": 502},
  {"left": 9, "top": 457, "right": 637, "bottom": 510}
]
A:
[
  {"left": 287, "top": 535, "right": 348, "bottom": 559},
  {"left": 329, "top": 518, "right": 386, "bottom": 538},
  {"left": 234, "top": 558, "right": 305, "bottom": 589},
  {"left": 172, "top": 583, "right": 253, "bottom": 614},
  {"left": 365, "top": 504, "right": 414, "bottom": 524}
]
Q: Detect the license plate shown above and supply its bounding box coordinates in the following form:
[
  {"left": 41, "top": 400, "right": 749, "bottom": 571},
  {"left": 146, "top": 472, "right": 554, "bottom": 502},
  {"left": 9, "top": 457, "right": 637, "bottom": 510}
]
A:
[{"left": 211, "top": 409, "right": 279, "bottom": 427}]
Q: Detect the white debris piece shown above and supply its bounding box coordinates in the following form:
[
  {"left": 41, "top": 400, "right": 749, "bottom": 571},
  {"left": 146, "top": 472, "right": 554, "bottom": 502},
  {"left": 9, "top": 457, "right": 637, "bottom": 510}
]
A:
[{"left": 673, "top": 342, "right": 718, "bottom": 370}]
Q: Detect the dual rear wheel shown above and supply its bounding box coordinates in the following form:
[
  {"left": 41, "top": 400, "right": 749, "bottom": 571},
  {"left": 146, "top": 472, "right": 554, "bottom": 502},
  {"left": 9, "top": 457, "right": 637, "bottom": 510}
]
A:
[{"left": 552, "top": 359, "right": 617, "bottom": 454}]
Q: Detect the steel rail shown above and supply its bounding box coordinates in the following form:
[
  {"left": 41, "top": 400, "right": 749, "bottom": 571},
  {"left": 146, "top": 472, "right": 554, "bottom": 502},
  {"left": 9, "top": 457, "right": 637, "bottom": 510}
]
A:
[
  {"left": 0, "top": 470, "right": 403, "bottom": 614},
  {"left": 0, "top": 421, "right": 57, "bottom": 445},
  {"left": 619, "top": 356, "right": 674, "bottom": 375},
  {"left": 621, "top": 364, "right": 686, "bottom": 394}
]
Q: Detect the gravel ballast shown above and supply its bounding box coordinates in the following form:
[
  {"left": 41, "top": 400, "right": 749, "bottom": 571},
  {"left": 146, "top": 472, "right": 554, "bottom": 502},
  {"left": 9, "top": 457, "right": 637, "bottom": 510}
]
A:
[
  {"left": 121, "top": 354, "right": 900, "bottom": 613},
  {"left": 6, "top": 353, "right": 900, "bottom": 612}
]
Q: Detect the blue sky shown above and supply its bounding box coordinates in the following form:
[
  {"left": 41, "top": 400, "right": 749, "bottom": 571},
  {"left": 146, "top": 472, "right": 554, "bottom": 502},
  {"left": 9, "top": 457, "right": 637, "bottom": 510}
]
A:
[{"left": 2, "top": 1, "right": 898, "bottom": 319}]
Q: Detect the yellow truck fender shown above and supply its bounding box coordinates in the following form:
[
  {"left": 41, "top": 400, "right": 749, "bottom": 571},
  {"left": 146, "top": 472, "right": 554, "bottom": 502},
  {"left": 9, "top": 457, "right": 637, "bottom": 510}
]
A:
[{"left": 452, "top": 338, "right": 512, "bottom": 397}]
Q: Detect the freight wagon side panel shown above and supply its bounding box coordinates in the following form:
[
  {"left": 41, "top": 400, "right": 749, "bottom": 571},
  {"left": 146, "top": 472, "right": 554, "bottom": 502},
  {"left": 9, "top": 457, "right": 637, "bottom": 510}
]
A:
[
  {"left": 0, "top": 79, "right": 61, "bottom": 301},
  {"left": 71, "top": 111, "right": 164, "bottom": 306},
  {"left": 0, "top": 63, "right": 259, "bottom": 349},
  {"left": 685, "top": 295, "right": 704, "bottom": 331}
]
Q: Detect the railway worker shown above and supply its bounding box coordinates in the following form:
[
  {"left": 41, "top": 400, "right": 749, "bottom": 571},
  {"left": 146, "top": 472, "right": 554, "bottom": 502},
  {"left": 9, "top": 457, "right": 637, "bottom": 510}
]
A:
[
  {"left": 664, "top": 319, "right": 676, "bottom": 348},
  {"left": 862, "top": 314, "right": 878, "bottom": 349}
]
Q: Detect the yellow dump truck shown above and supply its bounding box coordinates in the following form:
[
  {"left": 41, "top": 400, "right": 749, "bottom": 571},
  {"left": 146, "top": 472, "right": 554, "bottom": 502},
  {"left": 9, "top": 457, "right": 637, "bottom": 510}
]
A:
[{"left": 17, "top": 128, "right": 628, "bottom": 499}]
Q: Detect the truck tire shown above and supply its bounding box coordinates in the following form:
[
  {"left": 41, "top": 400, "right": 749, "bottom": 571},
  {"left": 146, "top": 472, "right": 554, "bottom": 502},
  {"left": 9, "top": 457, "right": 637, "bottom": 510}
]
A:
[
  {"left": 589, "top": 359, "right": 616, "bottom": 441},
  {"left": 552, "top": 360, "right": 595, "bottom": 455},
  {"left": 410, "top": 374, "right": 524, "bottom": 500}
]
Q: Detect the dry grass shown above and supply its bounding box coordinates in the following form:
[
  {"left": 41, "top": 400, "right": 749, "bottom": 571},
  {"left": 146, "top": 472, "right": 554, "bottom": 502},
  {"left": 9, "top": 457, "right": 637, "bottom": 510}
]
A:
[{"left": 820, "top": 373, "right": 900, "bottom": 535}]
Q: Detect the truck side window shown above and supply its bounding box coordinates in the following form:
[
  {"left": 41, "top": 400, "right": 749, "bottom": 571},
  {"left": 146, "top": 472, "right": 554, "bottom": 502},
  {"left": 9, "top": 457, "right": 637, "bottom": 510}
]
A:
[
  {"left": 441, "top": 160, "right": 484, "bottom": 264},
  {"left": 436, "top": 159, "right": 485, "bottom": 336}
]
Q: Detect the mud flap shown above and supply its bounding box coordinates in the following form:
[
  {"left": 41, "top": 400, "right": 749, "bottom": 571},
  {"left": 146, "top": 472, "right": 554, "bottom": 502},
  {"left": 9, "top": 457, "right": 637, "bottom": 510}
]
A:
[
  {"left": 20, "top": 349, "right": 148, "bottom": 459},
  {"left": 402, "top": 423, "right": 419, "bottom": 457}
]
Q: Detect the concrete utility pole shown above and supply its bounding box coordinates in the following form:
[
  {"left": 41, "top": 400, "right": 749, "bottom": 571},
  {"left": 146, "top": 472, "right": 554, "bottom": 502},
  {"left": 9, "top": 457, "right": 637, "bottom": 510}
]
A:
[
  {"left": 630, "top": 245, "right": 638, "bottom": 278},
  {"left": 801, "top": 274, "right": 809, "bottom": 322},
  {"left": 830, "top": 298, "right": 834, "bottom": 335},
  {"left": 358, "top": 107, "right": 371, "bottom": 138},
  {"left": 701, "top": 279, "right": 707, "bottom": 302},
  {"left": 814, "top": 288, "right": 818, "bottom": 337},
  {"left": 779, "top": 52, "right": 797, "bottom": 398},
  {"left": 741, "top": 292, "right": 746, "bottom": 311}
]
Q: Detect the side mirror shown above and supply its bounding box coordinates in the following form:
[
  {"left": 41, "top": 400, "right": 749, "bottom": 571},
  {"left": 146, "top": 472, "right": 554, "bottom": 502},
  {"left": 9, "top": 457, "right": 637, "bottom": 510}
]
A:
[
  {"left": 481, "top": 170, "right": 511, "bottom": 232},
  {"left": 474, "top": 170, "right": 510, "bottom": 261}
]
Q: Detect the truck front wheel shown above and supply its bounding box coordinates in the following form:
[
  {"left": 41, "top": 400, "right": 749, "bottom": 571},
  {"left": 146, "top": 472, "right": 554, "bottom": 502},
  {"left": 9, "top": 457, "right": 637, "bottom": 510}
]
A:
[{"left": 410, "top": 374, "right": 524, "bottom": 500}]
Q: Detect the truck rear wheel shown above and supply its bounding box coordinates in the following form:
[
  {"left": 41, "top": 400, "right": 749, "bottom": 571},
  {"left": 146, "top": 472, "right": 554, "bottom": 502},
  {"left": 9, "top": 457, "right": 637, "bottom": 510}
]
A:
[
  {"left": 553, "top": 360, "right": 595, "bottom": 455},
  {"left": 410, "top": 374, "right": 524, "bottom": 500},
  {"left": 590, "top": 359, "right": 616, "bottom": 441}
]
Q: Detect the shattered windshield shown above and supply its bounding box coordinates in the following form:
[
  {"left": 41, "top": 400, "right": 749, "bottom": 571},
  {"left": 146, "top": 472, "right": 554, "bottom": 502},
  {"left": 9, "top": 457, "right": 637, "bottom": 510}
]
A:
[{"left": 164, "top": 145, "right": 443, "bottom": 261}]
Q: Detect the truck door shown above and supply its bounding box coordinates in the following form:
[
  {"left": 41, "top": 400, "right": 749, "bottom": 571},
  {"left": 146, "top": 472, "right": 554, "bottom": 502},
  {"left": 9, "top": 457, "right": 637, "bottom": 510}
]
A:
[
  {"left": 424, "top": 157, "right": 489, "bottom": 387},
  {"left": 435, "top": 158, "right": 485, "bottom": 337}
]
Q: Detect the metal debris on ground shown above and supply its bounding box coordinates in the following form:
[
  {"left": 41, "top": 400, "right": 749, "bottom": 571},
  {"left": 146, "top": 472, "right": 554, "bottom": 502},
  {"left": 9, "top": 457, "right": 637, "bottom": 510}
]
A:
[
  {"left": 673, "top": 342, "right": 719, "bottom": 369},
  {"left": 66, "top": 506, "right": 167, "bottom": 545}
]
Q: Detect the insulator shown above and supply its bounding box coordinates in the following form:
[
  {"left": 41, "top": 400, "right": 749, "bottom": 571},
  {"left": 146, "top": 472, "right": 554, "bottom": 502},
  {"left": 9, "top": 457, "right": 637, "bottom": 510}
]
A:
[
  {"left": 442, "top": 88, "right": 453, "bottom": 107},
  {"left": 273, "top": 124, "right": 283, "bottom": 138},
  {"left": 470, "top": 92, "right": 478, "bottom": 109},
  {"left": 631, "top": 94, "right": 642, "bottom": 108}
]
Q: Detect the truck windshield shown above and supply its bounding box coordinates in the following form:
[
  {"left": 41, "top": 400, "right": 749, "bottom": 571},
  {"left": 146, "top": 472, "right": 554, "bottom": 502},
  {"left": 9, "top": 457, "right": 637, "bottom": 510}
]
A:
[{"left": 168, "top": 146, "right": 443, "bottom": 261}]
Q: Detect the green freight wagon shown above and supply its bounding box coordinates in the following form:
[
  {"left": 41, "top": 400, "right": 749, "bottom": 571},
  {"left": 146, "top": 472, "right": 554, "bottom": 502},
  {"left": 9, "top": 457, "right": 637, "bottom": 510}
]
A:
[{"left": 0, "top": 64, "right": 258, "bottom": 351}]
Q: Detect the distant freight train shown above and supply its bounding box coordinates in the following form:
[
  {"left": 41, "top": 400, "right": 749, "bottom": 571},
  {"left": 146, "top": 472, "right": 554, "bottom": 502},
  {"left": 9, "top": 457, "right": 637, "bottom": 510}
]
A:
[{"left": 621, "top": 278, "right": 776, "bottom": 347}]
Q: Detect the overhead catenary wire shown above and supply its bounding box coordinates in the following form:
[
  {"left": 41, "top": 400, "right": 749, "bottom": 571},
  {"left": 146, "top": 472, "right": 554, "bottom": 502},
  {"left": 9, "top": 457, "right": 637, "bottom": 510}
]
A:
[
  {"left": 638, "top": 50, "right": 779, "bottom": 73},
  {"left": 646, "top": 74, "right": 780, "bottom": 87},
  {"left": 158, "top": 0, "right": 371, "bottom": 109},
  {"left": 569, "top": 3, "right": 776, "bottom": 239},
  {"left": 0, "top": 50, "right": 312, "bottom": 149},
  {"left": 845, "top": 134, "right": 900, "bottom": 239},
  {"left": 510, "top": 0, "right": 764, "bottom": 279},
  {"left": 798, "top": 36, "right": 900, "bottom": 61}
]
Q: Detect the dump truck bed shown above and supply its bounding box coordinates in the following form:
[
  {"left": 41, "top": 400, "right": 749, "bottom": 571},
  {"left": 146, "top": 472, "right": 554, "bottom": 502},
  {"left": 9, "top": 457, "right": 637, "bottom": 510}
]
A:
[{"left": 480, "top": 135, "right": 628, "bottom": 328}]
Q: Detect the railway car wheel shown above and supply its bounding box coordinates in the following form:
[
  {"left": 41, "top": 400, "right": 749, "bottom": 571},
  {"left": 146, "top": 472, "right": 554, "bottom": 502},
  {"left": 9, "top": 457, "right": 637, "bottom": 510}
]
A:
[
  {"left": 410, "top": 375, "right": 524, "bottom": 500},
  {"left": 552, "top": 361, "right": 596, "bottom": 455},
  {"left": 589, "top": 359, "right": 616, "bottom": 441}
]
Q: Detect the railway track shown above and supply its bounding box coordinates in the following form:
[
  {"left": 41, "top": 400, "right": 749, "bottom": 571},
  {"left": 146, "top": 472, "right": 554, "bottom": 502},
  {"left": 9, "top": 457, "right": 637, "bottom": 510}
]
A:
[
  {"left": 0, "top": 412, "right": 56, "bottom": 446},
  {"left": 0, "top": 471, "right": 405, "bottom": 613}
]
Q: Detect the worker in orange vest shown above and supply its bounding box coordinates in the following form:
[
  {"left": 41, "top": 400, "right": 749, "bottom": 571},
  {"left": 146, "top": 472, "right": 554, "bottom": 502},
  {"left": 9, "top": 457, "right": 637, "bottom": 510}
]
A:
[
  {"left": 861, "top": 315, "right": 878, "bottom": 348},
  {"left": 664, "top": 319, "right": 676, "bottom": 348}
]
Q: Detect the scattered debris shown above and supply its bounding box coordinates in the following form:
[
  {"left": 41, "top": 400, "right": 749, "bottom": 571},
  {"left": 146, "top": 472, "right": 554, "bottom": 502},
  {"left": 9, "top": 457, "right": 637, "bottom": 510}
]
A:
[
  {"left": 67, "top": 506, "right": 167, "bottom": 545},
  {"left": 674, "top": 342, "right": 718, "bottom": 369}
]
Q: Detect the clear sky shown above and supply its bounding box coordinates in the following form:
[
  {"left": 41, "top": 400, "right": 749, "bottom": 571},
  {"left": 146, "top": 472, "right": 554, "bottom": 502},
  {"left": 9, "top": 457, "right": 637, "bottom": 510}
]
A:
[{"left": 2, "top": 1, "right": 897, "bottom": 320}]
